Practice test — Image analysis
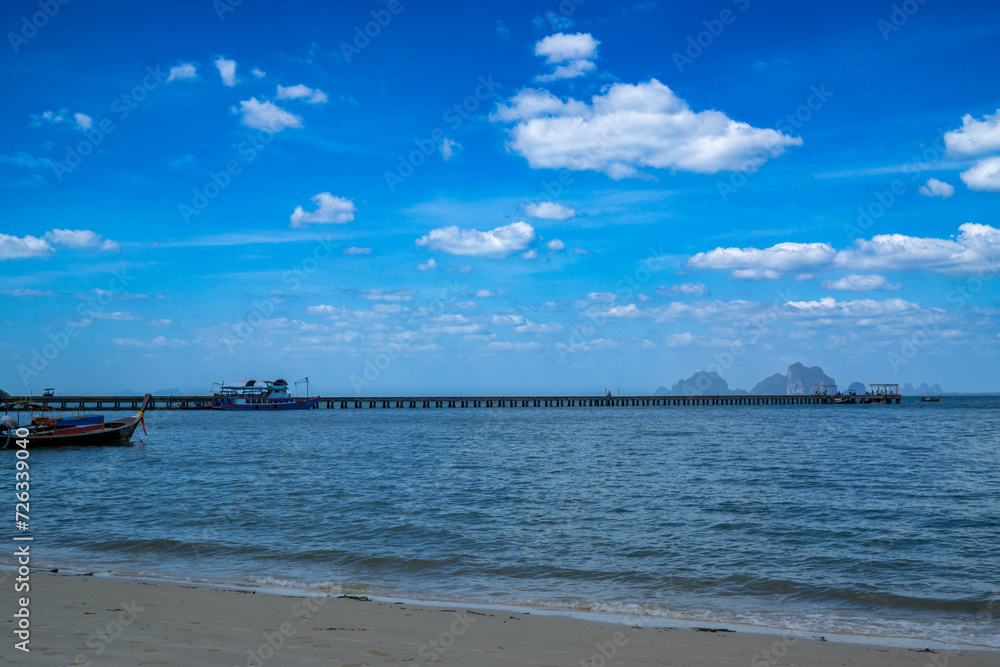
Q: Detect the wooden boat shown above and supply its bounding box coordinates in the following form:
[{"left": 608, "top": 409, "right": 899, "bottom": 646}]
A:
[
  {"left": 1, "top": 394, "right": 150, "bottom": 448},
  {"left": 921, "top": 396, "right": 941, "bottom": 402},
  {"left": 212, "top": 379, "right": 319, "bottom": 410}
]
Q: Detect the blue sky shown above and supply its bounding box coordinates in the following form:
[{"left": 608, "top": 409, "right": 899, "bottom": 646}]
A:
[{"left": 2, "top": 0, "right": 999, "bottom": 395}]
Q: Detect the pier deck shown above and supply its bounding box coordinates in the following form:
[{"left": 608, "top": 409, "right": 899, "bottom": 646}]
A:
[{"left": 6, "top": 393, "right": 901, "bottom": 410}]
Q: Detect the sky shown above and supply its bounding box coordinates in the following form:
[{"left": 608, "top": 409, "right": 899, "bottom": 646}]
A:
[{"left": 2, "top": 0, "right": 999, "bottom": 396}]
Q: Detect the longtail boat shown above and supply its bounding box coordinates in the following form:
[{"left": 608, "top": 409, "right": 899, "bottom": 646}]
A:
[{"left": 1, "top": 394, "right": 150, "bottom": 448}]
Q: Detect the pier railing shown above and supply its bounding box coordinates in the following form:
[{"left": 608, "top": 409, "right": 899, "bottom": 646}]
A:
[{"left": 5, "top": 393, "right": 901, "bottom": 410}]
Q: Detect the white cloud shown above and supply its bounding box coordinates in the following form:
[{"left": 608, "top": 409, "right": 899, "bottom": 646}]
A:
[
  {"left": 919, "top": 178, "right": 954, "bottom": 198},
  {"left": 944, "top": 110, "right": 1000, "bottom": 158},
  {"left": 668, "top": 282, "right": 708, "bottom": 296},
  {"left": 44, "top": 228, "right": 119, "bottom": 250},
  {"left": 475, "top": 289, "right": 495, "bottom": 297},
  {"left": 533, "top": 11, "right": 575, "bottom": 31},
  {"left": 31, "top": 109, "right": 68, "bottom": 126},
  {"left": 494, "top": 79, "right": 801, "bottom": 178},
  {"left": 664, "top": 332, "right": 697, "bottom": 346},
  {"left": 960, "top": 157, "right": 1000, "bottom": 192},
  {"left": 74, "top": 113, "right": 92, "bottom": 130},
  {"left": 149, "top": 318, "right": 173, "bottom": 327},
  {"left": 416, "top": 221, "right": 536, "bottom": 258},
  {"left": 343, "top": 246, "right": 371, "bottom": 255},
  {"left": 688, "top": 242, "right": 835, "bottom": 277},
  {"left": 215, "top": 57, "right": 238, "bottom": 86},
  {"left": 0, "top": 152, "right": 52, "bottom": 169},
  {"left": 688, "top": 224, "right": 1000, "bottom": 277},
  {"left": 492, "top": 314, "right": 524, "bottom": 325},
  {"left": 524, "top": 201, "right": 575, "bottom": 220},
  {"left": 440, "top": 138, "right": 461, "bottom": 161},
  {"left": 547, "top": 239, "right": 565, "bottom": 250},
  {"left": 237, "top": 98, "right": 303, "bottom": 132},
  {"left": 534, "top": 32, "right": 599, "bottom": 82},
  {"left": 167, "top": 63, "right": 197, "bottom": 82},
  {"left": 0, "top": 288, "right": 54, "bottom": 297},
  {"left": 0, "top": 233, "right": 51, "bottom": 260},
  {"left": 252, "top": 68, "right": 266, "bottom": 78},
  {"left": 514, "top": 321, "right": 562, "bottom": 333},
  {"left": 358, "top": 289, "right": 416, "bottom": 302},
  {"left": 730, "top": 268, "right": 780, "bottom": 281},
  {"left": 821, "top": 274, "right": 902, "bottom": 292},
  {"left": 521, "top": 249, "right": 538, "bottom": 259},
  {"left": 276, "top": 84, "right": 328, "bottom": 105},
  {"left": 417, "top": 258, "right": 437, "bottom": 271},
  {"left": 587, "top": 292, "right": 618, "bottom": 302},
  {"left": 290, "top": 193, "right": 356, "bottom": 227}
]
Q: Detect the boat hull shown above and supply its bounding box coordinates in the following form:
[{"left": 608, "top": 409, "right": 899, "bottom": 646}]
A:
[
  {"left": 7, "top": 416, "right": 141, "bottom": 448},
  {"left": 212, "top": 398, "right": 320, "bottom": 410}
]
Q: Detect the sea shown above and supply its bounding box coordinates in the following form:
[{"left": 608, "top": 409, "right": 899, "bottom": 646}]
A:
[{"left": 6, "top": 396, "right": 1000, "bottom": 648}]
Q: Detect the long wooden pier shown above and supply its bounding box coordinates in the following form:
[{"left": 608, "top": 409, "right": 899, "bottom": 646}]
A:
[{"left": 6, "top": 393, "right": 900, "bottom": 410}]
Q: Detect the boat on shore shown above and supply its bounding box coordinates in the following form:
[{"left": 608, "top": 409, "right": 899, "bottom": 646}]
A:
[
  {"left": 1, "top": 394, "right": 150, "bottom": 448},
  {"left": 211, "top": 379, "right": 319, "bottom": 410}
]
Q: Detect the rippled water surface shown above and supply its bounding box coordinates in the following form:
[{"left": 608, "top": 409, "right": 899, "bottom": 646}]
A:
[{"left": 11, "top": 397, "right": 1000, "bottom": 646}]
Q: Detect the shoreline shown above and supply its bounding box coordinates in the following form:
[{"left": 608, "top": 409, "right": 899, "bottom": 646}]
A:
[
  {"left": 17, "top": 568, "right": 1000, "bottom": 664},
  {"left": 22, "top": 571, "right": 1000, "bottom": 666}
]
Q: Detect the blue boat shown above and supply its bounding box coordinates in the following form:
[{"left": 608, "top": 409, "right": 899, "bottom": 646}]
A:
[{"left": 211, "top": 379, "right": 319, "bottom": 410}]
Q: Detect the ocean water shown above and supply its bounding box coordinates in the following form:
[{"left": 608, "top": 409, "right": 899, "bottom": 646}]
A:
[{"left": 8, "top": 397, "right": 1000, "bottom": 647}]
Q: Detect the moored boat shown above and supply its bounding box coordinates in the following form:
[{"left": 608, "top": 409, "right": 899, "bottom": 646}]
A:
[
  {"left": 211, "top": 379, "right": 319, "bottom": 410},
  {"left": 1, "top": 394, "right": 150, "bottom": 448},
  {"left": 921, "top": 396, "right": 941, "bottom": 402}
]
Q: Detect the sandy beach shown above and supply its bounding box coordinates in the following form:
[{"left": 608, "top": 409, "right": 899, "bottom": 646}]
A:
[{"left": 9, "top": 572, "right": 994, "bottom": 666}]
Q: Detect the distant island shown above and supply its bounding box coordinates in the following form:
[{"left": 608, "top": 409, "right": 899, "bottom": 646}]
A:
[{"left": 655, "top": 362, "right": 944, "bottom": 396}]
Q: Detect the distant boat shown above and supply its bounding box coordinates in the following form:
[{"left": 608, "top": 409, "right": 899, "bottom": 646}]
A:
[
  {"left": 921, "top": 396, "right": 941, "bottom": 402},
  {"left": 1, "top": 394, "right": 150, "bottom": 448},
  {"left": 212, "top": 379, "right": 319, "bottom": 410}
]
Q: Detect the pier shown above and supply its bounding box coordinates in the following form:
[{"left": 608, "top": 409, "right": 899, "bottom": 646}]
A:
[{"left": 5, "top": 393, "right": 901, "bottom": 410}]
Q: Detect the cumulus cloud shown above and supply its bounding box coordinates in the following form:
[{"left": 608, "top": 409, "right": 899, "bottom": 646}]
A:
[
  {"left": 688, "top": 224, "right": 1000, "bottom": 277},
  {"left": 821, "top": 274, "right": 902, "bottom": 292},
  {"left": 534, "top": 32, "right": 600, "bottom": 82},
  {"left": 215, "top": 57, "right": 238, "bottom": 86},
  {"left": 664, "top": 332, "right": 697, "bottom": 346},
  {"left": 276, "top": 84, "right": 328, "bottom": 104},
  {"left": 416, "top": 221, "right": 536, "bottom": 258},
  {"left": 343, "top": 246, "right": 371, "bottom": 255},
  {"left": 417, "top": 258, "right": 437, "bottom": 271},
  {"left": 358, "top": 289, "right": 415, "bottom": 302},
  {"left": 960, "top": 157, "right": 1000, "bottom": 192},
  {"left": 493, "top": 79, "right": 801, "bottom": 179},
  {"left": 944, "top": 110, "right": 1000, "bottom": 158},
  {"left": 440, "top": 138, "right": 461, "bottom": 160},
  {"left": 919, "top": 178, "right": 955, "bottom": 198},
  {"left": 0, "top": 233, "right": 51, "bottom": 260},
  {"left": 290, "top": 193, "right": 356, "bottom": 227},
  {"left": 546, "top": 239, "right": 565, "bottom": 250},
  {"left": 237, "top": 98, "right": 303, "bottom": 131},
  {"left": 167, "top": 63, "right": 197, "bottom": 82},
  {"left": 31, "top": 109, "right": 92, "bottom": 131},
  {"left": 252, "top": 68, "right": 266, "bottom": 78},
  {"left": 524, "top": 201, "right": 575, "bottom": 220},
  {"left": 668, "top": 282, "right": 708, "bottom": 296},
  {"left": 74, "top": 113, "right": 93, "bottom": 130},
  {"left": 44, "top": 228, "right": 119, "bottom": 250}
]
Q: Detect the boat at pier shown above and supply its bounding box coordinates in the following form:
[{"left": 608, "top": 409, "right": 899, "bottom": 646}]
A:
[
  {"left": 211, "top": 379, "right": 319, "bottom": 410},
  {"left": 1, "top": 394, "right": 150, "bottom": 448}
]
